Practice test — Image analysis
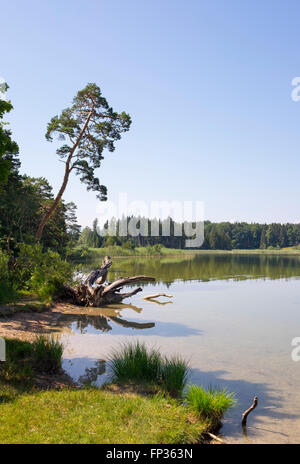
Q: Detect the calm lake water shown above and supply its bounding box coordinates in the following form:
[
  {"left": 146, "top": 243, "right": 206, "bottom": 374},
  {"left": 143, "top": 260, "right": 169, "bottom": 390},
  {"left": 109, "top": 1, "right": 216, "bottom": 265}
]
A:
[{"left": 55, "top": 253, "right": 300, "bottom": 444}]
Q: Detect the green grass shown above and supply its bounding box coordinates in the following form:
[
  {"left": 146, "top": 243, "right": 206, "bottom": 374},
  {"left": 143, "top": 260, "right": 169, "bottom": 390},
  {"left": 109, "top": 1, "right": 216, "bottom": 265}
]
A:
[
  {"left": 70, "top": 245, "right": 202, "bottom": 260},
  {"left": 110, "top": 341, "right": 162, "bottom": 383},
  {"left": 161, "top": 355, "right": 189, "bottom": 396},
  {"left": 0, "top": 388, "right": 207, "bottom": 444},
  {"left": 109, "top": 341, "right": 189, "bottom": 396},
  {"left": 32, "top": 336, "right": 63, "bottom": 373},
  {"left": 184, "top": 385, "right": 236, "bottom": 427},
  {"left": 0, "top": 338, "right": 235, "bottom": 443},
  {"left": 1, "top": 336, "right": 63, "bottom": 384}
]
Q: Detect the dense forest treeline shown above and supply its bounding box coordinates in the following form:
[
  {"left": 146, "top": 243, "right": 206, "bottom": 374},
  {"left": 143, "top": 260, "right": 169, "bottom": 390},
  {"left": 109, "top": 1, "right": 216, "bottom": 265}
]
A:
[
  {"left": 0, "top": 133, "right": 80, "bottom": 302},
  {"left": 0, "top": 153, "right": 81, "bottom": 256},
  {"left": 78, "top": 217, "right": 300, "bottom": 251}
]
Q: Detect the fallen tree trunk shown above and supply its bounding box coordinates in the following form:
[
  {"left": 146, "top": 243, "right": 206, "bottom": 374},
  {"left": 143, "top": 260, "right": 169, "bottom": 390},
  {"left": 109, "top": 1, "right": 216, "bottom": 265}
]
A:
[{"left": 61, "top": 256, "right": 155, "bottom": 307}]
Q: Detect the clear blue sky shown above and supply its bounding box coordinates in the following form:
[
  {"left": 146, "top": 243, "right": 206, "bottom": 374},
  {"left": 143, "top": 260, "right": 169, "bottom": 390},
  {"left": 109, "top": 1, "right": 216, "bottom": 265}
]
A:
[{"left": 2, "top": 0, "right": 300, "bottom": 227}]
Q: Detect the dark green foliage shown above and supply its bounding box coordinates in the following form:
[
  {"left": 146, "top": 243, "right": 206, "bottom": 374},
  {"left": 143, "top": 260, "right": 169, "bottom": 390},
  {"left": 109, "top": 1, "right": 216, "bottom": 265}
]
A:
[
  {"left": 84, "top": 216, "right": 300, "bottom": 251},
  {"left": 0, "top": 85, "right": 19, "bottom": 188},
  {"left": 0, "top": 90, "right": 81, "bottom": 256},
  {"left": 15, "top": 243, "right": 74, "bottom": 301},
  {"left": 0, "top": 244, "right": 73, "bottom": 303},
  {"left": 45, "top": 83, "right": 131, "bottom": 201},
  {"left": 0, "top": 173, "right": 80, "bottom": 255},
  {"left": 0, "top": 250, "right": 17, "bottom": 303}
]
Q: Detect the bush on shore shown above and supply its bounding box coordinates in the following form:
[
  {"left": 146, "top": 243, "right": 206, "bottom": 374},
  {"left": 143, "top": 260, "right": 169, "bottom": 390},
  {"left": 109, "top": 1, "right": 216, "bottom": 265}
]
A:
[{"left": 0, "top": 244, "right": 74, "bottom": 303}]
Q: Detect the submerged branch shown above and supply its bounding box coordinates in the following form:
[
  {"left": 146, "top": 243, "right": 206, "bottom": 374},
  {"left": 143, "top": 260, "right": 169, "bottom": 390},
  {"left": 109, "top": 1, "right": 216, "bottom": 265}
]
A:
[
  {"left": 242, "top": 396, "right": 258, "bottom": 426},
  {"left": 143, "top": 293, "right": 173, "bottom": 300}
]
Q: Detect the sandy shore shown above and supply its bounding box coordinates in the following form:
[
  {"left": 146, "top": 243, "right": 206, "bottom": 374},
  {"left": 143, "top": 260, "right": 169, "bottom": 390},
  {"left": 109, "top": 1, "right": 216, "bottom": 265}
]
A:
[{"left": 0, "top": 302, "right": 79, "bottom": 342}]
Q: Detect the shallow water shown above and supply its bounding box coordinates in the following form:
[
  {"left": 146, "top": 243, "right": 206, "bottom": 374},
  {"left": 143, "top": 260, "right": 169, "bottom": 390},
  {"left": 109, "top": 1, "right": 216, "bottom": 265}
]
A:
[{"left": 55, "top": 254, "right": 300, "bottom": 443}]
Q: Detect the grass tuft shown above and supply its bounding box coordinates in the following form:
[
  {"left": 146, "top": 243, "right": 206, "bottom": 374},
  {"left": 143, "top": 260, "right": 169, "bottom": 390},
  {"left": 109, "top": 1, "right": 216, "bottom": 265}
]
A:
[
  {"left": 32, "top": 336, "right": 63, "bottom": 373},
  {"left": 161, "top": 355, "right": 189, "bottom": 396},
  {"left": 109, "top": 341, "right": 188, "bottom": 396},
  {"left": 184, "top": 384, "right": 236, "bottom": 426},
  {"left": 1, "top": 336, "right": 63, "bottom": 384},
  {"left": 110, "top": 341, "right": 161, "bottom": 384}
]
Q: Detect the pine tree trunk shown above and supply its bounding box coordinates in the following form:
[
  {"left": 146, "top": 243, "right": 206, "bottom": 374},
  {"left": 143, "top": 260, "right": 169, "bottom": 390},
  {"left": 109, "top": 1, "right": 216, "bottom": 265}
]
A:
[{"left": 36, "top": 109, "right": 93, "bottom": 240}]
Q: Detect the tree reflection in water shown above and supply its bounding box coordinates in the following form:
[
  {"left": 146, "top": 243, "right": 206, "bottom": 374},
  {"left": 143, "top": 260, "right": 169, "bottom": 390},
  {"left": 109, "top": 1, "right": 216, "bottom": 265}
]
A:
[
  {"left": 56, "top": 303, "right": 155, "bottom": 334},
  {"left": 78, "top": 360, "right": 106, "bottom": 386}
]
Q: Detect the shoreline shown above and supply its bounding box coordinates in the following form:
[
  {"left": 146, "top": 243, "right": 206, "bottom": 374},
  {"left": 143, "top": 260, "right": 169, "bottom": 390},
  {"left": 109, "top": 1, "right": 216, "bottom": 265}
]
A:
[{"left": 71, "top": 247, "right": 300, "bottom": 260}]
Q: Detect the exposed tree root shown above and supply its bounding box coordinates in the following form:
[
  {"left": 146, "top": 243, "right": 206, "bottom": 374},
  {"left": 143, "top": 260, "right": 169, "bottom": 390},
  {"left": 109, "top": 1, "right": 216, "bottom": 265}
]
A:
[{"left": 61, "top": 256, "right": 155, "bottom": 306}]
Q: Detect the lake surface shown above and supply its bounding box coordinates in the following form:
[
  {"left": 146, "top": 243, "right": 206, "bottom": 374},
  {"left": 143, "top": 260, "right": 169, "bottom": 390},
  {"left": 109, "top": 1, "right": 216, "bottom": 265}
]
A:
[{"left": 55, "top": 253, "right": 300, "bottom": 443}]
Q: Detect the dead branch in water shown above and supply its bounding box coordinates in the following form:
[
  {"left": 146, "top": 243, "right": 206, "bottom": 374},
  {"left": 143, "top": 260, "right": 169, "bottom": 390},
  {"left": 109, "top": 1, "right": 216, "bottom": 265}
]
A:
[
  {"left": 143, "top": 293, "right": 173, "bottom": 300},
  {"left": 207, "top": 432, "right": 226, "bottom": 444},
  {"left": 242, "top": 396, "right": 258, "bottom": 426}
]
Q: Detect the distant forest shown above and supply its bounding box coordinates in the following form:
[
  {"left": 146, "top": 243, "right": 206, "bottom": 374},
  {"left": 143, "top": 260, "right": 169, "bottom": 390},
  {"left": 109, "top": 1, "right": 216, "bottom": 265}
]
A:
[{"left": 78, "top": 217, "right": 300, "bottom": 250}]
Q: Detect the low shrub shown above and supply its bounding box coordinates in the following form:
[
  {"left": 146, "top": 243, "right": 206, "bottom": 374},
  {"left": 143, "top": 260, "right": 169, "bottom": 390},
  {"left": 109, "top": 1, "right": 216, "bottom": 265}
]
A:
[{"left": 15, "top": 243, "right": 74, "bottom": 301}]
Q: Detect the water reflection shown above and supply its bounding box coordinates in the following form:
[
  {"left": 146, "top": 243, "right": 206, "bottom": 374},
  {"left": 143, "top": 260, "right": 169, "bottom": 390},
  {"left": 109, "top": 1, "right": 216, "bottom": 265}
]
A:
[
  {"left": 78, "top": 253, "right": 300, "bottom": 284},
  {"left": 78, "top": 360, "right": 106, "bottom": 385},
  {"left": 190, "top": 367, "right": 300, "bottom": 443},
  {"left": 56, "top": 304, "right": 155, "bottom": 334},
  {"left": 55, "top": 303, "right": 201, "bottom": 337},
  {"left": 59, "top": 254, "right": 300, "bottom": 443}
]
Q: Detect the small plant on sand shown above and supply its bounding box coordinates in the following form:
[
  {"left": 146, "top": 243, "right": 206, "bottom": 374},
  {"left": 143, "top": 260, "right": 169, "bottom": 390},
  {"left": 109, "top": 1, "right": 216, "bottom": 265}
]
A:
[{"left": 184, "top": 384, "right": 236, "bottom": 426}]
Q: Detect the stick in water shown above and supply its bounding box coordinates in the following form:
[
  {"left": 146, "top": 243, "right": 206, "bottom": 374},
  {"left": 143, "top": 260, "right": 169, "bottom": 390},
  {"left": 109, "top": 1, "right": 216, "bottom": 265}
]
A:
[
  {"left": 242, "top": 396, "right": 258, "bottom": 426},
  {"left": 207, "top": 432, "right": 225, "bottom": 444},
  {"left": 143, "top": 293, "right": 173, "bottom": 300}
]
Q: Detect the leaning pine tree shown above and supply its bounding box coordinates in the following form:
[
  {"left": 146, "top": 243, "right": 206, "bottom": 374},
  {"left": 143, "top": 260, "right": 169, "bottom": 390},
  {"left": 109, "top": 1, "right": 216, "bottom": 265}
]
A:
[{"left": 36, "top": 83, "right": 131, "bottom": 240}]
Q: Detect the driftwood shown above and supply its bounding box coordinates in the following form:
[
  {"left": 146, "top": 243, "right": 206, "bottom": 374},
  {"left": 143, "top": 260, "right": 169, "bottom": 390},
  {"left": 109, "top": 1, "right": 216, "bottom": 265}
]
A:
[
  {"left": 242, "top": 396, "right": 258, "bottom": 426},
  {"left": 207, "top": 432, "right": 225, "bottom": 444},
  {"left": 62, "top": 256, "right": 155, "bottom": 306},
  {"left": 143, "top": 293, "right": 173, "bottom": 300}
]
